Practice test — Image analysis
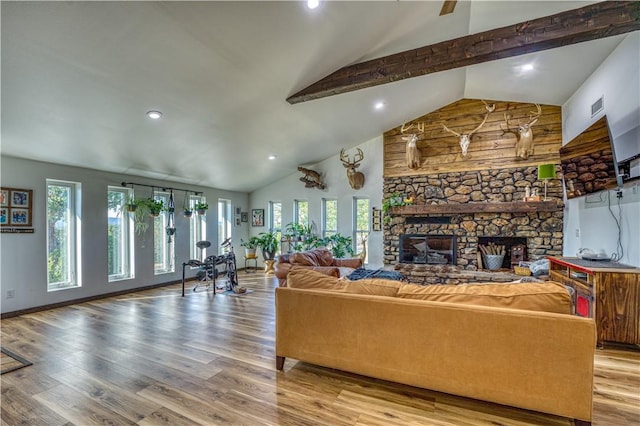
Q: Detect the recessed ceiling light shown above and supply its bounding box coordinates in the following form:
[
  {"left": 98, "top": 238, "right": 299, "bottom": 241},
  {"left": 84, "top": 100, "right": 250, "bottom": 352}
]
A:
[
  {"left": 374, "top": 101, "right": 385, "bottom": 110},
  {"left": 146, "top": 110, "right": 162, "bottom": 119},
  {"left": 307, "top": 0, "right": 319, "bottom": 9},
  {"left": 521, "top": 63, "right": 534, "bottom": 72},
  {"left": 268, "top": 154, "right": 277, "bottom": 160}
]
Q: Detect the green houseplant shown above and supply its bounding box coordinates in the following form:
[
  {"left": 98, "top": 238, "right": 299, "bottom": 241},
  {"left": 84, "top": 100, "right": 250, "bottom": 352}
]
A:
[
  {"left": 382, "top": 192, "right": 412, "bottom": 224},
  {"left": 145, "top": 198, "right": 164, "bottom": 217},
  {"left": 320, "top": 233, "right": 355, "bottom": 258},
  {"left": 195, "top": 202, "right": 208, "bottom": 215},
  {"left": 256, "top": 231, "right": 279, "bottom": 260},
  {"left": 240, "top": 236, "right": 261, "bottom": 258}
]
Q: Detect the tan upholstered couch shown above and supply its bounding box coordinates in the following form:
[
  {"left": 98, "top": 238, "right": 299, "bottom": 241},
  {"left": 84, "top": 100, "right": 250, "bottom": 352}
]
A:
[
  {"left": 274, "top": 248, "right": 363, "bottom": 286},
  {"left": 275, "top": 269, "right": 596, "bottom": 425}
]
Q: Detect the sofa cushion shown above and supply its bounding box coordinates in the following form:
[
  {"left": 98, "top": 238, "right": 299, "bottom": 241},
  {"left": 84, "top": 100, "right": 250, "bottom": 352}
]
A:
[
  {"left": 396, "top": 281, "right": 571, "bottom": 314},
  {"left": 290, "top": 248, "right": 334, "bottom": 267},
  {"left": 287, "top": 268, "right": 345, "bottom": 290}
]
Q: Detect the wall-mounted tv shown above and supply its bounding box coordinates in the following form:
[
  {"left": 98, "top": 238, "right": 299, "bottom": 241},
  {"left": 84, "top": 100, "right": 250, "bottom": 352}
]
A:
[{"left": 560, "top": 115, "right": 622, "bottom": 199}]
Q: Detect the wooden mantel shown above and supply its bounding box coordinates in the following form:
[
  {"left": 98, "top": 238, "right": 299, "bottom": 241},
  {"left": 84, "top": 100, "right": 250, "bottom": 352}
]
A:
[{"left": 390, "top": 201, "right": 561, "bottom": 215}]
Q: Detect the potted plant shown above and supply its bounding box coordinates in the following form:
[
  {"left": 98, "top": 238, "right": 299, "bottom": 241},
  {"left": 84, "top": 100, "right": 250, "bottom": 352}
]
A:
[
  {"left": 195, "top": 202, "right": 208, "bottom": 215},
  {"left": 382, "top": 192, "right": 413, "bottom": 224},
  {"left": 240, "top": 236, "right": 261, "bottom": 259},
  {"left": 145, "top": 198, "right": 164, "bottom": 217},
  {"left": 125, "top": 197, "right": 138, "bottom": 213},
  {"left": 320, "top": 233, "right": 355, "bottom": 258},
  {"left": 183, "top": 208, "right": 193, "bottom": 218},
  {"left": 256, "top": 231, "right": 279, "bottom": 260}
]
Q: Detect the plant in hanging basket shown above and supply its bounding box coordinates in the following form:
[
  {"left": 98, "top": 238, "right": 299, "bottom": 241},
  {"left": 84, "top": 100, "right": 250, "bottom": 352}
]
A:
[
  {"left": 183, "top": 209, "right": 193, "bottom": 218},
  {"left": 195, "top": 202, "right": 209, "bottom": 215},
  {"left": 145, "top": 199, "right": 164, "bottom": 217}
]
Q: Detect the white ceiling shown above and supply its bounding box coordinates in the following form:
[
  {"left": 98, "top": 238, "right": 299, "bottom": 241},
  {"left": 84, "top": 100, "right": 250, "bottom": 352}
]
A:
[{"left": 1, "top": 1, "right": 628, "bottom": 192}]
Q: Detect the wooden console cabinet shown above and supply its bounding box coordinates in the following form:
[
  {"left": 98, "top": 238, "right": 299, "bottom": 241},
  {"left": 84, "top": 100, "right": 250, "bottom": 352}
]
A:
[{"left": 548, "top": 256, "right": 640, "bottom": 347}]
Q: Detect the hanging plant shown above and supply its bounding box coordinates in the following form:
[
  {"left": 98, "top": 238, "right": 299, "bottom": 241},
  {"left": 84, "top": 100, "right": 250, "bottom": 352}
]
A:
[
  {"left": 195, "top": 202, "right": 208, "bottom": 215},
  {"left": 146, "top": 198, "right": 164, "bottom": 217},
  {"left": 125, "top": 197, "right": 138, "bottom": 212},
  {"left": 132, "top": 201, "right": 151, "bottom": 235},
  {"left": 183, "top": 209, "right": 193, "bottom": 218}
]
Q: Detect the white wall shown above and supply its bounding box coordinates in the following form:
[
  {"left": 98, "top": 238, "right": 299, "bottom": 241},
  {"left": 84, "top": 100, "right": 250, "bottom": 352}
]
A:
[
  {"left": 250, "top": 136, "right": 385, "bottom": 268},
  {"left": 0, "top": 156, "right": 249, "bottom": 314},
  {"left": 562, "top": 33, "right": 640, "bottom": 266}
]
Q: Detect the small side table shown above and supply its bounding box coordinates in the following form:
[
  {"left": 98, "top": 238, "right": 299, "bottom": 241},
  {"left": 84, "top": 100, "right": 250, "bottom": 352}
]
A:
[{"left": 244, "top": 256, "right": 258, "bottom": 273}]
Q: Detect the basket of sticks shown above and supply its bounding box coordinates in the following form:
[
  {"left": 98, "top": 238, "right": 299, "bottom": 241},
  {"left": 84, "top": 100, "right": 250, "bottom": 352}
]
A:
[{"left": 479, "top": 243, "right": 505, "bottom": 271}]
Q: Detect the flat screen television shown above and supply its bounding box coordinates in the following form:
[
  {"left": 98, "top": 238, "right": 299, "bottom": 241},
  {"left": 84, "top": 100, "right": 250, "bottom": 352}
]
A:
[{"left": 560, "top": 115, "right": 622, "bottom": 199}]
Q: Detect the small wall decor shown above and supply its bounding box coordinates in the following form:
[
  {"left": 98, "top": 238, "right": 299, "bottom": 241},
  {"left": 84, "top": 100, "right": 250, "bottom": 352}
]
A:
[
  {"left": 252, "top": 209, "right": 264, "bottom": 227},
  {"left": 0, "top": 187, "right": 34, "bottom": 233},
  {"left": 372, "top": 207, "right": 382, "bottom": 231},
  {"left": 241, "top": 212, "right": 248, "bottom": 222}
]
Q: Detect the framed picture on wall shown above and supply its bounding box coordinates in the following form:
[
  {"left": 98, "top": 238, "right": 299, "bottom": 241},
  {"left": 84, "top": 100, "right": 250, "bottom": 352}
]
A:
[
  {"left": 252, "top": 209, "right": 264, "bottom": 227},
  {"left": 241, "top": 212, "right": 248, "bottom": 222},
  {"left": 0, "top": 187, "right": 33, "bottom": 232}
]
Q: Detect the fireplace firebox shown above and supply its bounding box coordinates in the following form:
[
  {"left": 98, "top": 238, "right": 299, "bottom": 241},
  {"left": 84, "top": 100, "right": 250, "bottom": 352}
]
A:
[{"left": 400, "top": 235, "right": 456, "bottom": 265}]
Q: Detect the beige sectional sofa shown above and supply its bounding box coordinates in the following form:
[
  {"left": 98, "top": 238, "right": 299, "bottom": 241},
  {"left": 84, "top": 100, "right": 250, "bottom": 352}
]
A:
[{"left": 275, "top": 269, "right": 596, "bottom": 425}]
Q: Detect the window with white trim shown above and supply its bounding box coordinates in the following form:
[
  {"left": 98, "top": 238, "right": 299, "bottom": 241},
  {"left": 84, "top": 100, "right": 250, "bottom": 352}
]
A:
[
  {"left": 218, "top": 198, "right": 231, "bottom": 248},
  {"left": 107, "top": 186, "right": 134, "bottom": 281},
  {"left": 47, "top": 179, "right": 81, "bottom": 291},
  {"left": 189, "top": 195, "right": 207, "bottom": 260},
  {"left": 322, "top": 199, "right": 337, "bottom": 238},
  {"left": 153, "top": 191, "right": 174, "bottom": 274},
  {"left": 294, "top": 200, "right": 308, "bottom": 225}
]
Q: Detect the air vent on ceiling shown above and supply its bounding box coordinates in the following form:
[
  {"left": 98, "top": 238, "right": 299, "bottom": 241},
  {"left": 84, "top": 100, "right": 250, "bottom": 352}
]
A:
[{"left": 591, "top": 96, "right": 604, "bottom": 117}]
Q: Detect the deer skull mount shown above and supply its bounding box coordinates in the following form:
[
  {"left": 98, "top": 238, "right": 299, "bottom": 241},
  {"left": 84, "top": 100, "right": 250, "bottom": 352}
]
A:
[
  {"left": 401, "top": 122, "right": 425, "bottom": 169},
  {"left": 441, "top": 100, "right": 495, "bottom": 156},
  {"left": 502, "top": 104, "right": 542, "bottom": 159},
  {"left": 340, "top": 148, "right": 365, "bottom": 190}
]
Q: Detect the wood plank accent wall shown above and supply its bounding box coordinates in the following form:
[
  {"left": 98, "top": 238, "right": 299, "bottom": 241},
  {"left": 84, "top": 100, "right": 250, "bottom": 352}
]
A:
[{"left": 383, "top": 99, "right": 562, "bottom": 178}]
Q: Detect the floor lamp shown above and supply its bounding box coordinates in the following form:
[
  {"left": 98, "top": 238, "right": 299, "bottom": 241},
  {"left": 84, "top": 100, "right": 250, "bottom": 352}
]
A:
[{"left": 538, "top": 164, "right": 556, "bottom": 201}]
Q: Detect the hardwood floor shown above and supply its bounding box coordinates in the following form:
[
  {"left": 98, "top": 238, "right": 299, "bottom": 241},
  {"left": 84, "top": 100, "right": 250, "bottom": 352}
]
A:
[{"left": 1, "top": 272, "right": 639, "bottom": 425}]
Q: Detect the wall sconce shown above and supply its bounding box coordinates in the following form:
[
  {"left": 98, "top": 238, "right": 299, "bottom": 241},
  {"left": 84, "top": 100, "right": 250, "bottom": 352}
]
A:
[{"left": 537, "top": 164, "right": 557, "bottom": 201}]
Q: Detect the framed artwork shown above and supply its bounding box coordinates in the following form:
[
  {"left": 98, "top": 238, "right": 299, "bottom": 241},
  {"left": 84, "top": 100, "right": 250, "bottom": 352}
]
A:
[
  {"left": 241, "top": 212, "right": 248, "bottom": 222},
  {"left": 252, "top": 209, "right": 264, "bottom": 227},
  {"left": 0, "top": 187, "right": 33, "bottom": 232},
  {"left": 372, "top": 207, "right": 382, "bottom": 231}
]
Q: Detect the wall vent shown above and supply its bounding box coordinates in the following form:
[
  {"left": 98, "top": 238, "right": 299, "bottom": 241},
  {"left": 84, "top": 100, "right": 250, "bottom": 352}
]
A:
[{"left": 591, "top": 96, "right": 604, "bottom": 117}]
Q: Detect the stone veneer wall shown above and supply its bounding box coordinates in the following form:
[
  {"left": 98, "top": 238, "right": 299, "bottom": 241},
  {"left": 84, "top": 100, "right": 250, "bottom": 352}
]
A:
[{"left": 384, "top": 166, "right": 564, "bottom": 284}]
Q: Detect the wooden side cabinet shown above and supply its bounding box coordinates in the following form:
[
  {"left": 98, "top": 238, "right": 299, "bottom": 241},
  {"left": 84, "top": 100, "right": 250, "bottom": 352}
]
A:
[{"left": 548, "top": 256, "right": 640, "bottom": 348}]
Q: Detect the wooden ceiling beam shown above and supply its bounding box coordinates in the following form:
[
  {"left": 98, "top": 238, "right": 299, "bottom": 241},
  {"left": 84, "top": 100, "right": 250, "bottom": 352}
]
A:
[{"left": 287, "top": 1, "right": 639, "bottom": 104}]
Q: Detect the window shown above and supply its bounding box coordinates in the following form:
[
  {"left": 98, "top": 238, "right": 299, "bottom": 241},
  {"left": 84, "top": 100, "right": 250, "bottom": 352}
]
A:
[
  {"left": 107, "top": 186, "right": 134, "bottom": 281},
  {"left": 322, "top": 199, "right": 337, "bottom": 237},
  {"left": 218, "top": 198, "right": 231, "bottom": 248},
  {"left": 189, "top": 195, "right": 207, "bottom": 260},
  {"left": 153, "top": 191, "right": 174, "bottom": 274},
  {"left": 294, "top": 200, "right": 308, "bottom": 225},
  {"left": 269, "top": 201, "right": 282, "bottom": 243},
  {"left": 353, "top": 197, "right": 370, "bottom": 263},
  {"left": 47, "top": 179, "right": 81, "bottom": 291}
]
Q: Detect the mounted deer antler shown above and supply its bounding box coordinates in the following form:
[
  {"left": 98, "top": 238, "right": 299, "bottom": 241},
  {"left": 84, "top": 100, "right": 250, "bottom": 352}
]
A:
[
  {"left": 340, "top": 148, "right": 365, "bottom": 190},
  {"left": 502, "top": 104, "right": 542, "bottom": 159},
  {"left": 441, "top": 100, "right": 495, "bottom": 156},
  {"left": 297, "top": 166, "right": 325, "bottom": 190},
  {"left": 401, "top": 122, "right": 425, "bottom": 169}
]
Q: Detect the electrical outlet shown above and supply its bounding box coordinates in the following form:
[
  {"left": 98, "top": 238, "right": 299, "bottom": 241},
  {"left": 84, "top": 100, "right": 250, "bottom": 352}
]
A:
[
  {"left": 575, "top": 228, "right": 580, "bottom": 238},
  {"left": 6, "top": 289, "right": 15, "bottom": 299}
]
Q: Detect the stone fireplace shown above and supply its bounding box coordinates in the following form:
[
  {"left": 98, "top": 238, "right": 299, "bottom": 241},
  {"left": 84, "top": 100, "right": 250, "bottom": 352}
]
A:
[{"left": 384, "top": 166, "right": 564, "bottom": 284}]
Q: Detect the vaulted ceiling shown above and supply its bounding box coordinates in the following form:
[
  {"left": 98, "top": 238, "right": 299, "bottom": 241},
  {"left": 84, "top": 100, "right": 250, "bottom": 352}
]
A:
[{"left": 1, "top": 1, "right": 633, "bottom": 192}]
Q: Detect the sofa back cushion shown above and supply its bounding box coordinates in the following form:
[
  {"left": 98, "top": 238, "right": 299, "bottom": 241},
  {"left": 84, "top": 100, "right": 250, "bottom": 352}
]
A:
[
  {"left": 397, "top": 281, "right": 571, "bottom": 314},
  {"left": 287, "top": 269, "right": 400, "bottom": 297},
  {"left": 287, "top": 268, "right": 346, "bottom": 290},
  {"left": 290, "top": 248, "right": 334, "bottom": 267}
]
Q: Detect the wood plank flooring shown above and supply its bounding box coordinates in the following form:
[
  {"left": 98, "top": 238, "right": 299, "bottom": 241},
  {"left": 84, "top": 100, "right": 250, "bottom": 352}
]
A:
[{"left": 1, "top": 272, "right": 639, "bottom": 425}]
